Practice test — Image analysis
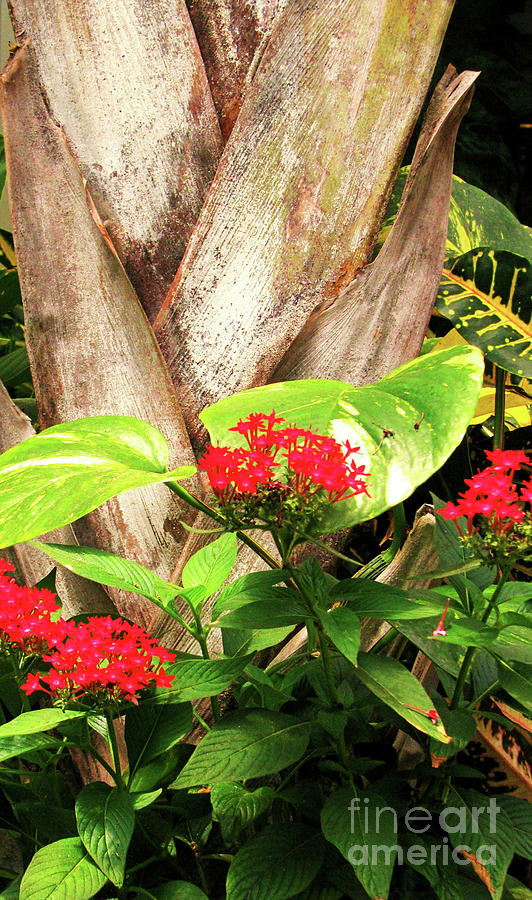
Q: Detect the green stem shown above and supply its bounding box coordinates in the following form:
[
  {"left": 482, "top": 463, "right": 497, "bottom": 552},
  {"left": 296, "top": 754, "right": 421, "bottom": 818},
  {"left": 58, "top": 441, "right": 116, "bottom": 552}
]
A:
[
  {"left": 296, "top": 533, "right": 363, "bottom": 566},
  {"left": 450, "top": 646, "right": 477, "bottom": 710},
  {"left": 197, "top": 633, "right": 220, "bottom": 722},
  {"left": 493, "top": 366, "right": 506, "bottom": 450},
  {"left": 167, "top": 481, "right": 280, "bottom": 569},
  {"left": 195, "top": 855, "right": 210, "bottom": 895},
  {"left": 317, "top": 630, "right": 340, "bottom": 707},
  {"left": 467, "top": 680, "right": 500, "bottom": 709},
  {"left": 352, "top": 504, "right": 406, "bottom": 581},
  {"left": 450, "top": 567, "right": 511, "bottom": 709},
  {"left": 193, "top": 708, "right": 212, "bottom": 731},
  {"left": 103, "top": 709, "right": 126, "bottom": 789},
  {"left": 84, "top": 743, "right": 121, "bottom": 786}
]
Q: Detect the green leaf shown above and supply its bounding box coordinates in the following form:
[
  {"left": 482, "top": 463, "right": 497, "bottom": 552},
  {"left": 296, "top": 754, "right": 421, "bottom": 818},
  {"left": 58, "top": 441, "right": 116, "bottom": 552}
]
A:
[
  {"left": 75, "top": 783, "right": 134, "bottom": 887},
  {"left": 0, "top": 708, "right": 88, "bottom": 737},
  {"left": 377, "top": 169, "right": 532, "bottom": 262},
  {"left": 329, "top": 578, "right": 448, "bottom": 620},
  {"left": 135, "top": 883, "right": 208, "bottom": 900},
  {"left": 212, "top": 569, "right": 290, "bottom": 616},
  {"left": 217, "top": 596, "right": 307, "bottom": 630},
  {"left": 429, "top": 706, "right": 477, "bottom": 764},
  {"left": 392, "top": 619, "right": 463, "bottom": 677},
  {"left": 504, "top": 876, "right": 532, "bottom": 899},
  {"left": 226, "top": 824, "right": 325, "bottom": 900},
  {"left": 0, "top": 875, "right": 22, "bottom": 900},
  {"left": 128, "top": 744, "right": 187, "bottom": 793},
  {"left": 222, "top": 625, "right": 294, "bottom": 656},
  {"left": 19, "top": 837, "right": 108, "bottom": 900},
  {"left": 211, "top": 783, "right": 277, "bottom": 843},
  {"left": 493, "top": 626, "right": 532, "bottom": 664},
  {"left": 125, "top": 699, "right": 192, "bottom": 773},
  {"left": 200, "top": 347, "right": 483, "bottom": 534},
  {"left": 426, "top": 615, "right": 499, "bottom": 649},
  {"left": 0, "top": 346, "right": 31, "bottom": 389},
  {"left": 446, "top": 176, "right": 532, "bottom": 260},
  {"left": 156, "top": 656, "right": 252, "bottom": 702},
  {"left": 498, "top": 796, "right": 532, "bottom": 860},
  {"left": 0, "top": 732, "right": 61, "bottom": 762},
  {"left": 182, "top": 533, "right": 237, "bottom": 597},
  {"left": 321, "top": 787, "right": 397, "bottom": 899},
  {"left": 319, "top": 607, "right": 360, "bottom": 665},
  {"left": 436, "top": 249, "right": 532, "bottom": 378},
  {"left": 354, "top": 653, "right": 451, "bottom": 743},
  {"left": 446, "top": 788, "right": 515, "bottom": 900},
  {"left": 32, "top": 541, "right": 183, "bottom": 613},
  {"left": 129, "top": 789, "right": 162, "bottom": 810},
  {"left": 0, "top": 415, "right": 195, "bottom": 548},
  {"left": 0, "top": 269, "right": 22, "bottom": 315},
  {"left": 497, "top": 659, "right": 532, "bottom": 713},
  {"left": 172, "top": 710, "right": 312, "bottom": 788}
]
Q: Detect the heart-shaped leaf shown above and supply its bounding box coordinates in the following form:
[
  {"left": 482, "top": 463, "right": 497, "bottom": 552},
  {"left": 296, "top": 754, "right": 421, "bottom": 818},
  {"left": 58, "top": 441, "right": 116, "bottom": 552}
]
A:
[
  {"left": 200, "top": 346, "right": 483, "bottom": 534},
  {"left": 0, "top": 415, "right": 195, "bottom": 548}
]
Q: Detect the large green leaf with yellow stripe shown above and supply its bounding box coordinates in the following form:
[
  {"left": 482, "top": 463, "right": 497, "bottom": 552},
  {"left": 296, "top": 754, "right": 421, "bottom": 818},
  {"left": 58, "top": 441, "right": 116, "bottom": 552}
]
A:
[
  {"left": 436, "top": 248, "right": 532, "bottom": 378},
  {"left": 376, "top": 168, "right": 532, "bottom": 262},
  {"left": 445, "top": 177, "right": 532, "bottom": 260}
]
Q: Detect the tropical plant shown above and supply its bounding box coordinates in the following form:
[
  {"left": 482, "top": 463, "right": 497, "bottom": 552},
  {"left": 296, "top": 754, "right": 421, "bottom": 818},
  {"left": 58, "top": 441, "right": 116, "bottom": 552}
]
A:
[{"left": 0, "top": 1, "right": 531, "bottom": 897}]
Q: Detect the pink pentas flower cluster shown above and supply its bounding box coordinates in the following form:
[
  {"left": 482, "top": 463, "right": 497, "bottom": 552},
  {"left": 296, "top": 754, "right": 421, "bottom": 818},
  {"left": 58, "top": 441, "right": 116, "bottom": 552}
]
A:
[
  {"left": 199, "top": 411, "right": 370, "bottom": 505},
  {"left": 439, "top": 449, "right": 531, "bottom": 536},
  {"left": 0, "top": 561, "right": 175, "bottom": 706}
]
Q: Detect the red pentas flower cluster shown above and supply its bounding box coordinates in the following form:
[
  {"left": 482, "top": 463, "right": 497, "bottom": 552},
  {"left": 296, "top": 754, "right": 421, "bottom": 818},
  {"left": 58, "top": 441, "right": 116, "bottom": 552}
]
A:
[
  {"left": 0, "top": 561, "right": 175, "bottom": 706},
  {"left": 0, "top": 559, "right": 67, "bottom": 655},
  {"left": 199, "top": 411, "right": 369, "bottom": 506},
  {"left": 439, "top": 449, "right": 531, "bottom": 536}
]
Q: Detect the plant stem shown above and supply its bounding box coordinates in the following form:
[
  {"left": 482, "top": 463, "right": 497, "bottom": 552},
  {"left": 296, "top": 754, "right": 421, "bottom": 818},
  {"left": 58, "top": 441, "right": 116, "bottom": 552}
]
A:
[
  {"left": 467, "top": 680, "right": 499, "bottom": 709},
  {"left": 85, "top": 743, "right": 122, "bottom": 786},
  {"left": 493, "top": 366, "right": 506, "bottom": 450},
  {"left": 166, "top": 481, "right": 280, "bottom": 569},
  {"left": 103, "top": 709, "right": 126, "bottom": 789},
  {"left": 197, "top": 633, "right": 221, "bottom": 722},
  {"left": 316, "top": 630, "right": 340, "bottom": 707},
  {"left": 195, "top": 855, "right": 210, "bottom": 895},
  {"left": 450, "top": 567, "right": 511, "bottom": 709}
]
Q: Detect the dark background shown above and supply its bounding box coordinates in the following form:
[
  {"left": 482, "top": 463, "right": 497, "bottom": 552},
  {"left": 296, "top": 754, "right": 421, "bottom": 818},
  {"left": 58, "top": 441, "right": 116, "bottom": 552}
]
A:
[{"left": 418, "top": 0, "right": 532, "bottom": 224}]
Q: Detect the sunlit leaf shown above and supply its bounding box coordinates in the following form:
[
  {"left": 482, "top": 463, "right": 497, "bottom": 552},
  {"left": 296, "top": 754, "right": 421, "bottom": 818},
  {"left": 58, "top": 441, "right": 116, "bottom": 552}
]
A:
[
  {"left": 201, "top": 347, "right": 483, "bottom": 534},
  {"left": 0, "top": 416, "right": 195, "bottom": 548}
]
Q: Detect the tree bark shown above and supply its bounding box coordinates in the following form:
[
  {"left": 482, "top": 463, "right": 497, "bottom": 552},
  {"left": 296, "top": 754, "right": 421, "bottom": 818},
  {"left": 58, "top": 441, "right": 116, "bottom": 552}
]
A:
[
  {"left": 154, "top": 0, "right": 454, "bottom": 451},
  {"left": 0, "top": 44, "right": 199, "bottom": 638},
  {"left": 8, "top": 0, "right": 223, "bottom": 321}
]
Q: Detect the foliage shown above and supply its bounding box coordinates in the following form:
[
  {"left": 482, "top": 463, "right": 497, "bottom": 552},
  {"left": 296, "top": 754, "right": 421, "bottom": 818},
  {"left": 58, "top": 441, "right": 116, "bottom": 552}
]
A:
[{"left": 0, "top": 356, "right": 530, "bottom": 899}]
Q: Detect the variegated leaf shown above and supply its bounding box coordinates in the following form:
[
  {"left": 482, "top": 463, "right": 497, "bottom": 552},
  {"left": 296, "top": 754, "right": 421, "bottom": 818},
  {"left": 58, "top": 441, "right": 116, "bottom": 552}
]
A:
[
  {"left": 436, "top": 248, "right": 532, "bottom": 378},
  {"left": 376, "top": 169, "right": 532, "bottom": 262}
]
